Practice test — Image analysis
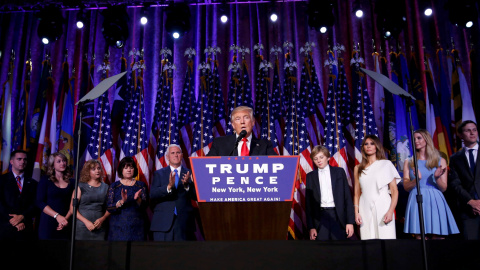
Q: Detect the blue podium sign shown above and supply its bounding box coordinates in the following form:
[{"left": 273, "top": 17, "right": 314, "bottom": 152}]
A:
[{"left": 190, "top": 156, "right": 300, "bottom": 202}]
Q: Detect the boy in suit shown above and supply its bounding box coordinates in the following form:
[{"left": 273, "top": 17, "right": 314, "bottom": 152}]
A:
[{"left": 305, "top": 146, "right": 355, "bottom": 240}]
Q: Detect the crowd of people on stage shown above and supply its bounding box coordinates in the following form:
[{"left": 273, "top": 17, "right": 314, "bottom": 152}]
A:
[{"left": 0, "top": 106, "right": 479, "bottom": 241}]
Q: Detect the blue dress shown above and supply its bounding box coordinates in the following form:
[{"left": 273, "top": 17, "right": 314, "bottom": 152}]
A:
[
  {"left": 403, "top": 160, "right": 459, "bottom": 235},
  {"left": 36, "top": 175, "right": 75, "bottom": 240},
  {"left": 107, "top": 180, "right": 148, "bottom": 241}
]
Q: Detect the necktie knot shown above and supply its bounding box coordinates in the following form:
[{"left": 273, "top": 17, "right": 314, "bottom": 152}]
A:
[{"left": 241, "top": 138, "right": 249, "bottom": 156}]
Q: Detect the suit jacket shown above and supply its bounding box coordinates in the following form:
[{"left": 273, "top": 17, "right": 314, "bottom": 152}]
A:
[
  {"left": 449, "top": 147, "right": 480, "bottom": 218},
  {"left": 150, "top": 166, "right": 197, "bottom": 232},
  {"left": 207, "top": 134, "right": 278, "bottom": 156},
  {"left": 305, "top": 166, "right": 355, "bottom": 230},
  {"left": 0, "top": 172, "right": 38, "bottom": 240}
]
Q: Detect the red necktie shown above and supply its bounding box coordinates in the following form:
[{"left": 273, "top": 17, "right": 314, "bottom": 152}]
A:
[
  {"left": 241, "top": 138, "right": 249, "bottom": 156},
  {"left": 16, "top": 176, "right": 22, "bottom": 193}
]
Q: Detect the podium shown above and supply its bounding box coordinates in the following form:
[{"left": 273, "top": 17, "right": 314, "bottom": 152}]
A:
[{"left": 190, "top": 156, "right": 299, "bottom": 240}]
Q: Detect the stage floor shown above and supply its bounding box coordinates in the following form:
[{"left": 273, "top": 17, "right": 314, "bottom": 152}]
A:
[{"left": 2, "top": 239, "right": 479, "bottom": 270}]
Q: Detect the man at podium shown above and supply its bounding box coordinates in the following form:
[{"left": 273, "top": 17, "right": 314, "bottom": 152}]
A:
[{"left": 207, "top": 106, "right": 277, "bottom": 156}]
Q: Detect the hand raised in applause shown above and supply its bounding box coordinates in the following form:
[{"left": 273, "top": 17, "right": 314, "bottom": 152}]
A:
[
  {"left": 181, "top": 171, "right": 192, "bottom": 188},
  {"left": 167, "top": 171, "right": 176, "bottom": 190},
  {"left": 434, "top": 165, "right": 447, "bottom": 179}
]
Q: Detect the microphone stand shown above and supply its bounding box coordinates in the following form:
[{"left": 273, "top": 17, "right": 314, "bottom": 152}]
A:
[
  {"left": 69, "top": 100, "right": 87, "bottom": 270},
  {"left": 402, "top": 95, "right": 428, "bottom": 270}
]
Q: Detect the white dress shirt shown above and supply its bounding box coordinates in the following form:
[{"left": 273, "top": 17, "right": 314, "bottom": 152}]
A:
[
  {"left": 236, "top": 133, "right": 252, "bottom": 156},
  {"left": 318, "top": 165, "right": 335, "bottom": 207}
]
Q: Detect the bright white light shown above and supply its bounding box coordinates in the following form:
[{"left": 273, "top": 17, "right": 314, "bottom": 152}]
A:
[
  {"left": 320, "top": 27, "right": 327, "bottom": 33},
  {"left": 140, "top": 16, "right": 148, "bottom": 25},
  {"left": 221, "top": 15, "right": 228, "bottom": 23},
  {"left": 424, "top": 8, "right": 432, "bottom": 16},
  {"left": 385, "top": 31, "right": 391, "bottom": 37},
  {"left": 42, "top": 38, "right": 49, "bottom": 45},
  {"left": 466, "top": 21, "right": 473, "bottom": 28},
  {"left": 270, "top": 13, "right": 278, "bottom": 22},
  {"left": 173, "top": 32, "right": 180, "bottom": 39},
  {"left": 116, "top": 40, "right": 124, "bottom": 48},
  {"left": 76, "top": 21, "right": 84, "bottom": 29},
  {"left": 355, "top": 10, "right": 363, "bottom": 18}
]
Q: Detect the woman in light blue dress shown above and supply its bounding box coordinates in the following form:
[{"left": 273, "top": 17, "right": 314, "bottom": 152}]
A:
[{"left": 403, "top": 129, "right": 459, "bottom": 239}]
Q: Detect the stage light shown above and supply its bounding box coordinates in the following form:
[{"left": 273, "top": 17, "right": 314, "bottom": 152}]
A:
[
  {"left": 446, "top": 0, "right": 478, "bottom": 28},
  {"left": 270, "top": 13, "right": 278, "bottom": 22},
  {"left": 76, "top": 8, "right": 85, "bottom": 29},
  {"left": 101, "top": 5, "right": 130, "bottom": 49},
  {"left": 165, "top": 3, "right": 191, "bottom": 39},
  {"left": 219, "top": 2, "right": 228, "bottom": 23},
  {"left": 424, "top": 8, "right": 433, "bottom": 16},
  {"left": 307, "top": 0, "right": 335, "bottom": 31},
  {"left": 140, "top": 16, "right": 148, "bottom": 25},
  {"left": 353, "top": 0, "right": 363, "bottom": 18},
  {"left": 375, "top": 0, "right": 406, "bottom": 40},
  {"left": 36, "top": 5, "right": 65, "bottom": 45},
  {"left": 320, "top": 27, "right": 327, "bottom": 33},
  {"left": 221, "top": 15, "right": 228, "bottom": 23}
]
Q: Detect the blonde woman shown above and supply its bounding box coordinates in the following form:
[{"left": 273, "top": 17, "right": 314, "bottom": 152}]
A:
[
  {"left": 36, "top": 152, "right": 74, "bottom": 240},
  {"left": 403, "top": 129, "right": 459, "bottom": 239},
  {"left": 354, "top": 135, "right": 401, "bottom": 239},
  {"left": 70, "top": 160, "right": 110, "bottom": 240}
]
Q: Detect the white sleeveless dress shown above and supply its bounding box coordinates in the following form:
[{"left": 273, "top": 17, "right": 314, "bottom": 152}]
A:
[{"left": 358, "top": 160, "right": 401, "bottom": 240}]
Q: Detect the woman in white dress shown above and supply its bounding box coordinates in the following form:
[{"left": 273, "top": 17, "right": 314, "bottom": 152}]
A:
[{"left": 353, "top": 135, "right": 401, "bottom": 239}]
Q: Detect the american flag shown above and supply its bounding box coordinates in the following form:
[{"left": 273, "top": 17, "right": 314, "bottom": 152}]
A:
[
  {"left": 154, "top": 61, "right": 178, "bottom": 170},
  {"left": 177, "top": 48, "right": 197, "bottom": 167},
  {"left": 299, "top": 42, "right": 325, "bottom": 148},
  {"left": 120, "top": 55, "right": 149, "bottom": 186},
  {"left": 55, "top": 61, "right": 74, "bottom": 166},
  {"left": 239, "top": 57, "right": 254, "bottom": 110},
  {"left": 210, "top": 52, "right": 227, "bottom": 138},
  {"left": 323, "top": 50, "right": 351, "bottom": 186},
  {"left": 226, "top": 45, "right": 242, "bottom": 135},
  {"left": 352, "top": 62, "right": 379, "bottom": 166},
  {"left": 283, "top": 53, "right": 313, "bottom": 240},
  {"left": 87, "top": 92, "right": 114, "bottom": 183},
  {"left": 270, "top": 49, "right": 286, "bottom": 154},
  {"left": 111, "top": 56, "right": 129, "bottom": 164},
  {"left": 191, "top": 63, "right": 214, "bottom": 157},
  {"left": 257, "top": 59, "right": 280, "bottom": 154},
  {"left": 253, "top": 44, "right": 265, "bottom": 138}
]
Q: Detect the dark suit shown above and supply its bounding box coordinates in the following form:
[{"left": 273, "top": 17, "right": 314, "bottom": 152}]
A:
[
  {"left": 449, "top": 147, "right": 480, "bottom": 239},
  {"left": 0, "top": 172, "right": 38, "bottom": 240},
  {"left": 305, "top": 166, "right": 355, "bottom": 240},
  {"left": 207, "top": 134, "right": 277, "bottom": 156},
  {"left": 150, "top": 166, "right": 197, "bottom": 241}
]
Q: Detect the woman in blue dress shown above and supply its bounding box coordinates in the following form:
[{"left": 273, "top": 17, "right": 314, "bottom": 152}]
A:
[
  {"left": 107, "top": 157, "right": 148, "bottom": 241},
  {"left": 36, "top": 152, "right": 75, "bottom": 240},
  {"left": 403, "top": 129, "right": 459, "bottom": 239}
]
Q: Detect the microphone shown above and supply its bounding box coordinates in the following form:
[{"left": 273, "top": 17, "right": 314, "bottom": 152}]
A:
[{"left": 229, "top": 130, "right": 247, "bottom": 156}]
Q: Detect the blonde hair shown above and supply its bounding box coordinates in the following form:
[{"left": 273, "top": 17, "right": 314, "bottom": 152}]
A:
[
  {"left": 46, "top": 152, "right": 73, "bottom": 183},
  {"left": 230, "top": 106, "right": 254, "bottom": 122},
  {"left": 409, "top": 129, "right": 440, "bottom": 170},
  {"left": 358, "top": 135, "right": 386, "bottom": 175},
  {"left": 79, "top": 159, "right": 105, "bottom": 183}
]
